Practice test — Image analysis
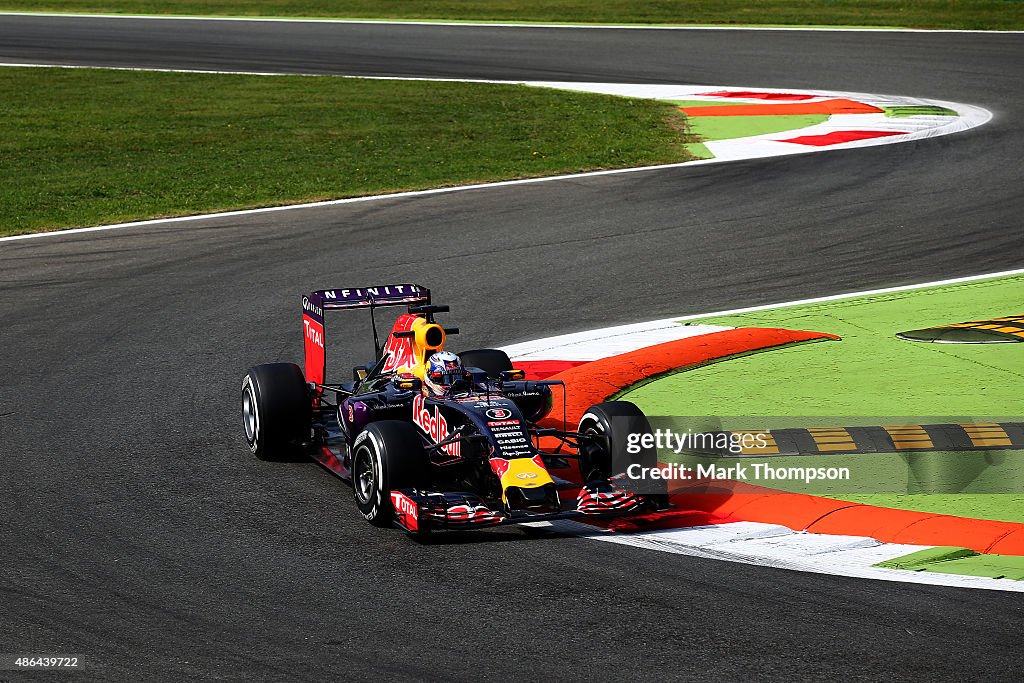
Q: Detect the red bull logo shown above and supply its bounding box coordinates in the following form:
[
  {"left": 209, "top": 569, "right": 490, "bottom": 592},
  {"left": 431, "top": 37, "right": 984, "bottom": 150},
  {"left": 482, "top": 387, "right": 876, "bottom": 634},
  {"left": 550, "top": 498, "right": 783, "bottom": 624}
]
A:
[
  {"left": 413, "top": 394, "right": 460, "bottom": 458},
  {"left": 489, "top": 458, "right": 510, "bottom": 478},
  {"left": 382, "top": 315, "right": 418, "bottom": 372}
]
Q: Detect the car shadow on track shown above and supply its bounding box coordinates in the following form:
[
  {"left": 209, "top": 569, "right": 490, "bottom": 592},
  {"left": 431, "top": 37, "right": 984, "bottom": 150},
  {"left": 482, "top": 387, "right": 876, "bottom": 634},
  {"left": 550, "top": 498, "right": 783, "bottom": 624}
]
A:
[{"left": 411, "top": 526, "right": 559, "bottom": 545}]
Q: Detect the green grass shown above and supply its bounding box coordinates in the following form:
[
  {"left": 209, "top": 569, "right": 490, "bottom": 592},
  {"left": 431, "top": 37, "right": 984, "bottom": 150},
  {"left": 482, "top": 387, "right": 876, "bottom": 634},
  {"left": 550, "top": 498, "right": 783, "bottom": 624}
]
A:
[
  {"left": 621, "top": 273, "right": 1024, "bottom": 522},
  {"left": 0, "top": 67, "right": 698, "bottom": 236},
  {"left": 1, "top": 1, "right": 1022, "bottom": 30}
]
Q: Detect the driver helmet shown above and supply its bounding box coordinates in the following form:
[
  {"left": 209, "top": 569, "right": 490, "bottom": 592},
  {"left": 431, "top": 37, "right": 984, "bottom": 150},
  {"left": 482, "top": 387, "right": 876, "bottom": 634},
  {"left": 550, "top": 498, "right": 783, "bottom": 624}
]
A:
[{"left": 424, "top": 351, "right": 469, "bottom": 396}]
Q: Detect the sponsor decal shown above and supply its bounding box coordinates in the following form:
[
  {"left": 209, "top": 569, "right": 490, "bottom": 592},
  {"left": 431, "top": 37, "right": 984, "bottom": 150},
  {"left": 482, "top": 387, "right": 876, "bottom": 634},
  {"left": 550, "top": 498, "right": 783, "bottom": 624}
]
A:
[
  {"left": 491, "top": 417, "right": 530, "bottom": 451},
  {"left": 390, "top": 491, "right": 419, "bottom": 531},
  {"left": 413, "top": 394, "right": 460, "bottom": 458},
  {"left": 382, "top": 315, "right": 418, "bottom": 372},
  {"left": 301, "top": 295, "right": 324, "bottom": 319},
  {"left": 489, "top": 458, "right": 510, "bottom": 478},
  {"left": 322, "top": 284, "right": 421, "bottom": 302},
  {"left": 391, "top": 491, "right": 419, "bottom": 520},
  {"left": 347, "top": 403, "right": 355, "bottom": 422},
  {"left": 433, "top": 358, "right": 461, "bottom": 373},
  {"left": 494, "top": 454, "right": 551, "bottom": 488},
  {"left": 303, "top": 313, "right": 326, "bottom": 385},
  {"left": 303, "top": 318, "right": 324, "bottom": 349},
  {"left": 485, "top": 408, "right": 513, "bottom": 420}
]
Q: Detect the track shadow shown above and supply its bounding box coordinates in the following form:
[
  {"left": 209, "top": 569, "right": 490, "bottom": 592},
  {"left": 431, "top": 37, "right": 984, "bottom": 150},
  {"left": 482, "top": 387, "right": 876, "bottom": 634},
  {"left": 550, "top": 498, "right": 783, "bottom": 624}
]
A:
[{"left": 411, "top": 526, "right": 559, "bottom": 545}]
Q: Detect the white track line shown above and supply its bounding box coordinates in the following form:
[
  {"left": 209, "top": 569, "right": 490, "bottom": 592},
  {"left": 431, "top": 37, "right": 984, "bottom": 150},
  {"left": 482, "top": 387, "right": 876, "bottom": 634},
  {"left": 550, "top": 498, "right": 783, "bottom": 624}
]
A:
[
  {"left": 2, "top": 12, "right": 1022, "bottom": 33},
  {"left": 546, "top": 520, "right": 1024, "bottom": 592},
  {"left": 0, "top": 71, "right": 992, "bottom": 244},
  {"left": 668, "top": 267, "right": 1024, "bottom": 321},
  {"left": 504, "top": 322, "right": 730, "bottom": 361}
]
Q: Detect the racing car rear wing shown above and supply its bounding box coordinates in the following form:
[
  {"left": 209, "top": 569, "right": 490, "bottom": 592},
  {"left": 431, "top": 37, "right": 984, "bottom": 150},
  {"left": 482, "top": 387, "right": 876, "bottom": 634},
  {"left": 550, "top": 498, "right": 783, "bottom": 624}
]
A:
[
  {"left": 302, "top": 284, "right": 431, "bottom": 385},
  {"left": 309, "top": 284, "right": 430, "bottom": 311}
]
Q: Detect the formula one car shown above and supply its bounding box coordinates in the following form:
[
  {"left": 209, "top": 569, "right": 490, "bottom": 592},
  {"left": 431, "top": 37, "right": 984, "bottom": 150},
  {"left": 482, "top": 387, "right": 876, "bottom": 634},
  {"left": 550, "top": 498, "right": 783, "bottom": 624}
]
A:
[{"left": 241, "top": 284, "right": 664, "bottom": 535}]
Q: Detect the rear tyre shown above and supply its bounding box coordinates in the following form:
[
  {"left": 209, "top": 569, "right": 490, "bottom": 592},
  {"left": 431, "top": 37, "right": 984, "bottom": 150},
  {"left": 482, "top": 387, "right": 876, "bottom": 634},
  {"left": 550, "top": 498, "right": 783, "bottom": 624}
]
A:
[
  {"left": 242, "top": 363, "right": 311, "bottom": 462},
  {"left": 458, "top": 349, "right": 513, "bottom": 379},
  {"left": 351, "top": 420, "right": 428, "bottom": 527}
]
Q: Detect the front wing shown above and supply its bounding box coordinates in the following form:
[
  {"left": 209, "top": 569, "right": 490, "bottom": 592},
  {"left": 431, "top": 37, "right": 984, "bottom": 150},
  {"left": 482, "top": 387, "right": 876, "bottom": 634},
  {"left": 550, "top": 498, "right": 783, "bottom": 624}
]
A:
[{"left": 389, "top": 483, "right": 649, "bottom": 535}]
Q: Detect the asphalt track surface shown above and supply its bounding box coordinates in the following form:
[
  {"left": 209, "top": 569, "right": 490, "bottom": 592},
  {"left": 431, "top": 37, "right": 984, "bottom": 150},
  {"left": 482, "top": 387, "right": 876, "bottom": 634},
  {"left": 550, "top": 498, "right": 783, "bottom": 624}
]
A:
[{"left": 1, "top": 14, "right": 1023, "bottom": 681}]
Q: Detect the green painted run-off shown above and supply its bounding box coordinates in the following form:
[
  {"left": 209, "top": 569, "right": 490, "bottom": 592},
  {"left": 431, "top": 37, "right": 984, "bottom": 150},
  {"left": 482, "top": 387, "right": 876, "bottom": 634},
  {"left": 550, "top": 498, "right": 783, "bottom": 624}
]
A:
[{"left": 876, "top": 546, "right": 1024, "bottom": 580}]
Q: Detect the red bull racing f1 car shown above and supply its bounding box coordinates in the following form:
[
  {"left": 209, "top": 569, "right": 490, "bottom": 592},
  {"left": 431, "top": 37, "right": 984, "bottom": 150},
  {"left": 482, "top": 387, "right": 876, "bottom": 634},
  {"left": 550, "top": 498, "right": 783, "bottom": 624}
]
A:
[{"left": 241, "top": 284, "right": 664, "bottom": 536}]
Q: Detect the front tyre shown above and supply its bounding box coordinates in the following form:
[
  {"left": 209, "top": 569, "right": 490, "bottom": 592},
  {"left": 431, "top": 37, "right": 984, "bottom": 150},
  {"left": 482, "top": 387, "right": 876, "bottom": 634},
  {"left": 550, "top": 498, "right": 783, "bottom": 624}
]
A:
[
  {"left": 578, "top": 401, "right": 667, "bottom": 508},
  {"left": 242, "top": 363, "right": 311, "bottom": 462},
  {"left": 351, "top": 420, "right": 428, "bottom": 527},
  {"left": 577, "top": 401, "right": 656, "bottom": 482}
]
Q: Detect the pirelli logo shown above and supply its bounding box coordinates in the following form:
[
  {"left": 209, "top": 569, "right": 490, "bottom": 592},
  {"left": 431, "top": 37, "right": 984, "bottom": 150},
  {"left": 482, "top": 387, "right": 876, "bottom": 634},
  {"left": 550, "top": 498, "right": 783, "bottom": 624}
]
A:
[{"left": 717, "top": 422, "right": 1024, "bottom": 457}]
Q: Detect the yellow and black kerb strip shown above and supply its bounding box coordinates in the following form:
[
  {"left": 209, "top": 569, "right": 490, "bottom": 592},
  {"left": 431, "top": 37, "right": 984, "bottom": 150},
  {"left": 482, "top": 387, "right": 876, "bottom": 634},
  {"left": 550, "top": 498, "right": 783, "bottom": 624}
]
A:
[
  {"left": 897, "top": 315, "right": 1024, "bottom": 343},
  {"left": 711, "top": 422, "right": 1024, "bottom": 457}
]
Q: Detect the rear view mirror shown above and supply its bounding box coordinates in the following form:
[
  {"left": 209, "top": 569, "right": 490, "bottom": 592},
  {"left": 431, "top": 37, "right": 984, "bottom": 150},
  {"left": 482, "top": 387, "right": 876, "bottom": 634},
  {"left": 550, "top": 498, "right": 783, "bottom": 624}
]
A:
[{"left": 392, "top": 373, "right": 422, "bottom": 392}]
